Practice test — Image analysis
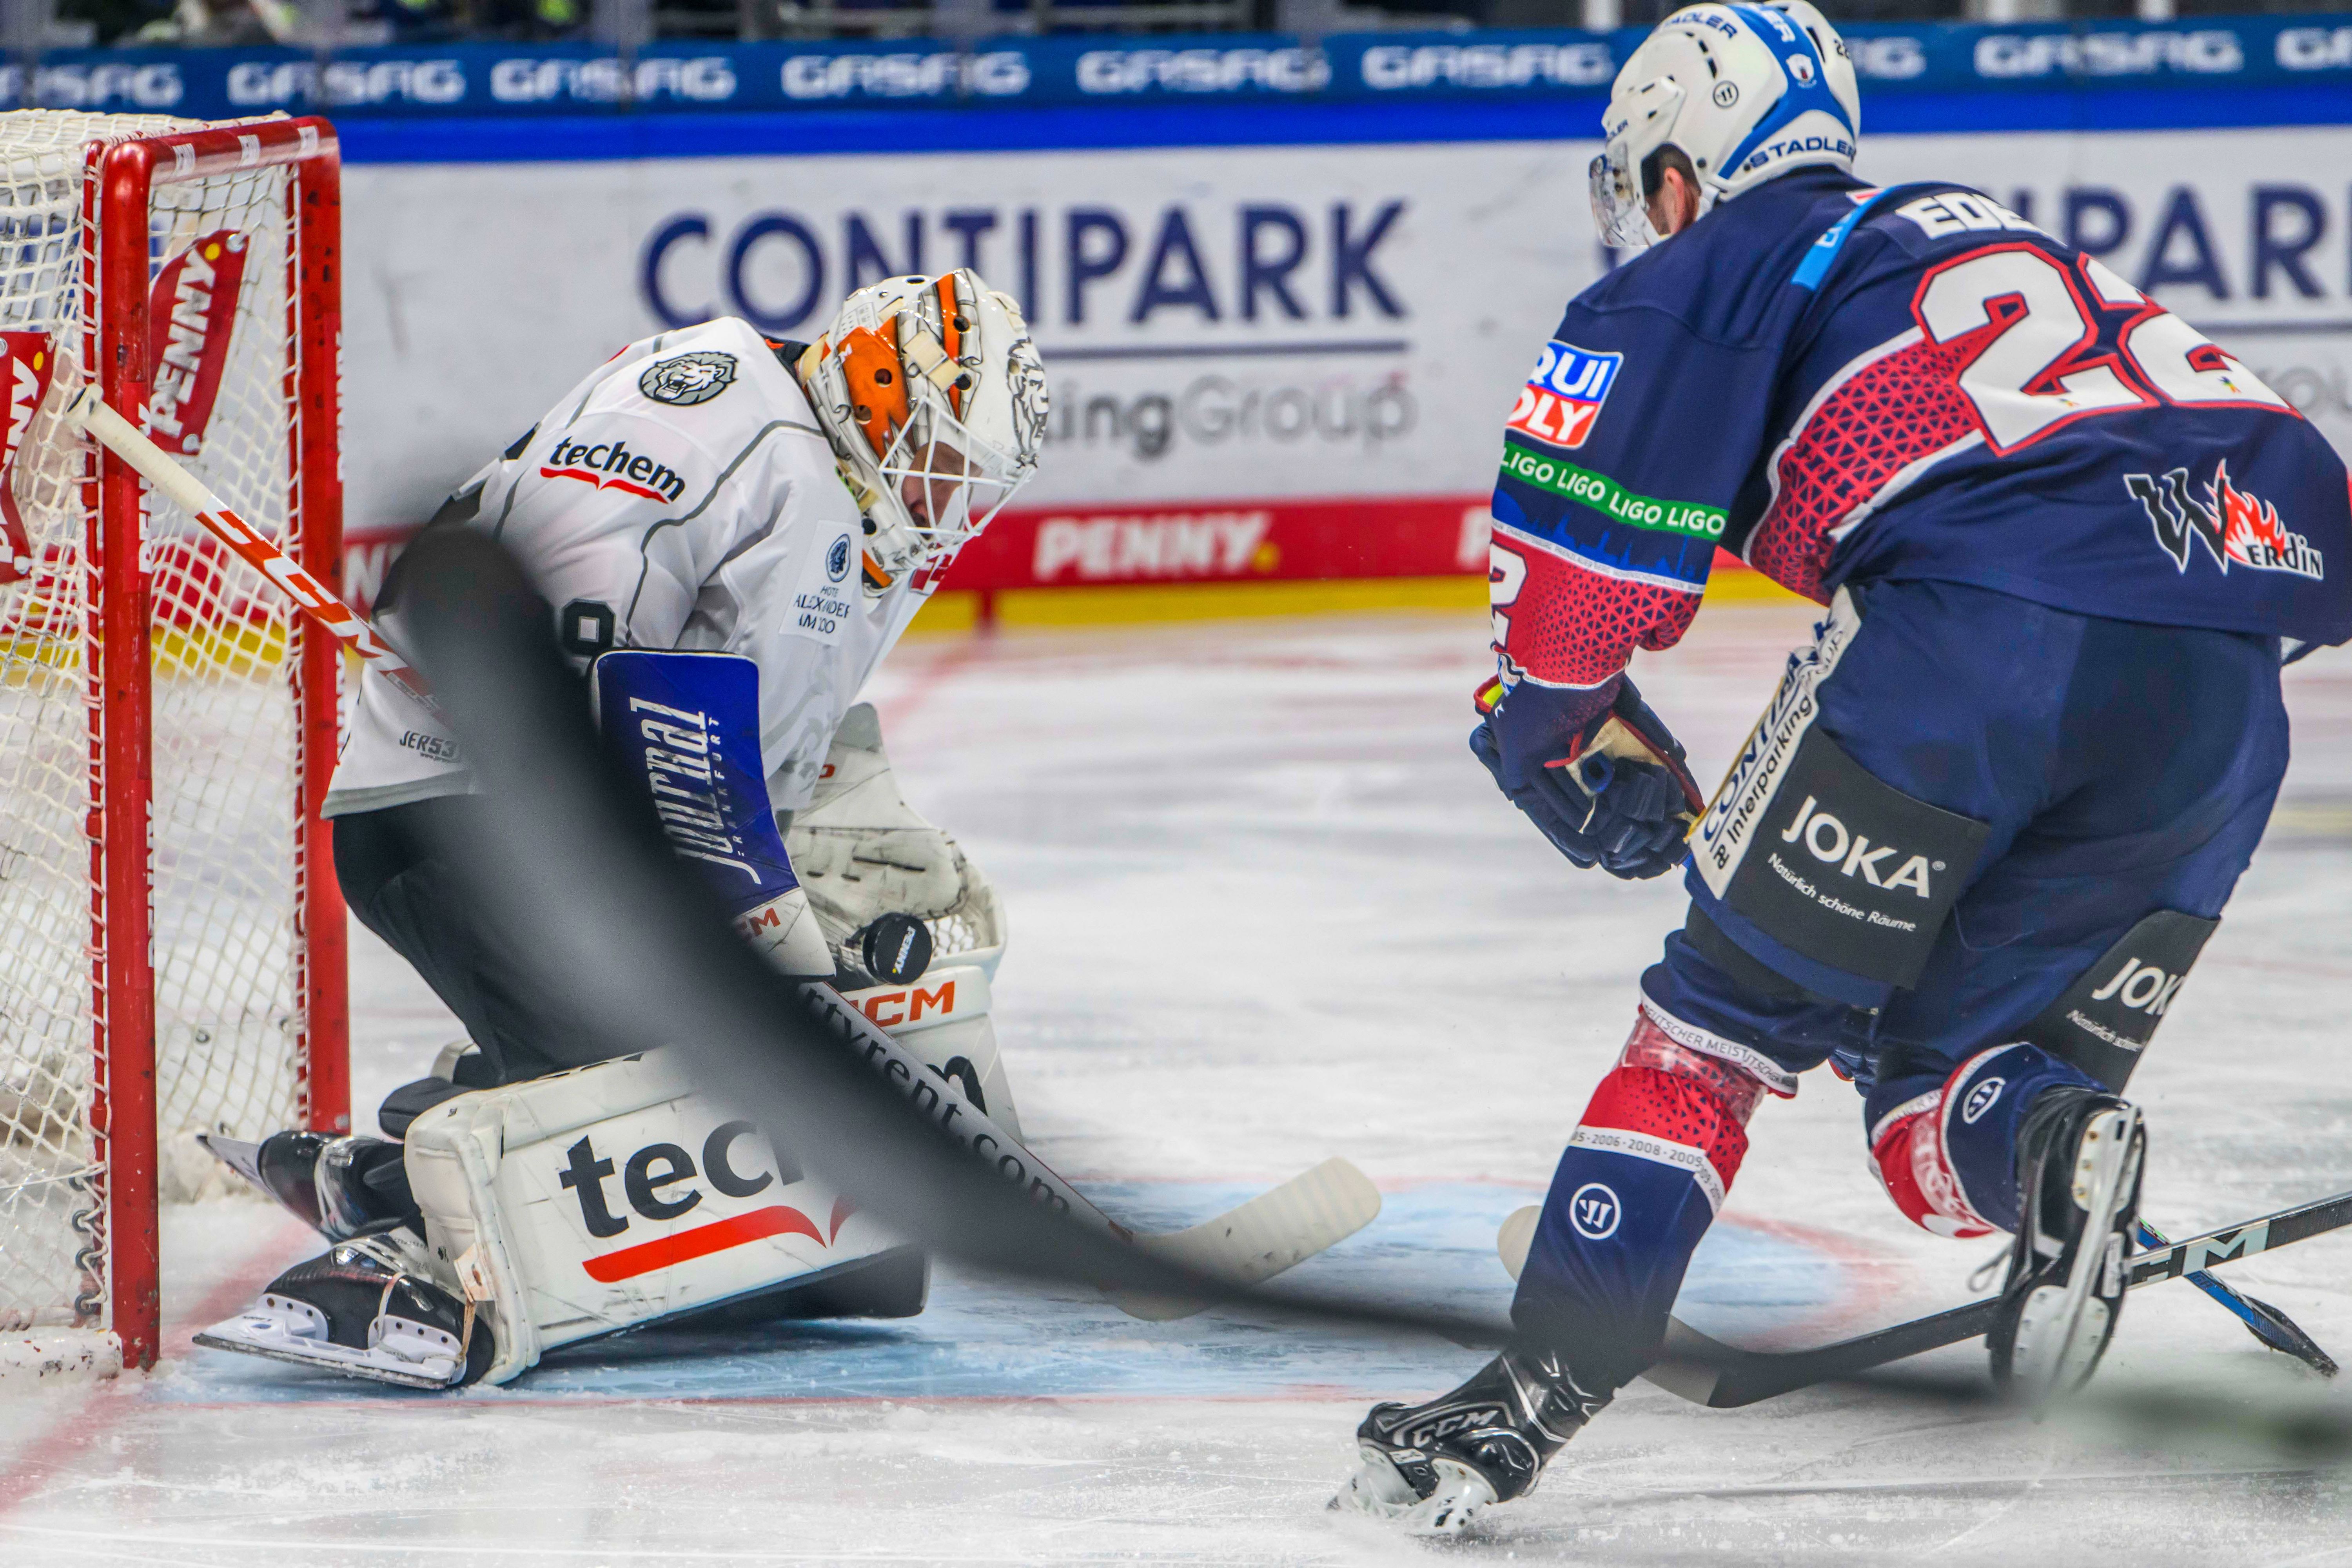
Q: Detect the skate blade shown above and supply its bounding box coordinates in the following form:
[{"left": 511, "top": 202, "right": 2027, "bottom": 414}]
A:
[
  {"left": 194, "top": 1133, "right": 270, "bottom": 1199},
  {"left": 1330, "top": 1455, "right": 1497, "bottom": 1537},
  {"left": 194, "top": 1311, "right": 463, "bottom": 1392}
]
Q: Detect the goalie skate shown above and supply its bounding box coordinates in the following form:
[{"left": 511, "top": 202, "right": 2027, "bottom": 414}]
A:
[
  {"left": 193, "top": 1237, "right": 492, "bottom": 1391},
  {"left": 198, "top": 1130, "right": 410, "bottom": 1241}
]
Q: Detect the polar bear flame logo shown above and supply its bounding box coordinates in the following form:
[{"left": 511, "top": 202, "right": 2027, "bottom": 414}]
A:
[{"left": 639, "top": 350, "right": 738, "bottom": 408}]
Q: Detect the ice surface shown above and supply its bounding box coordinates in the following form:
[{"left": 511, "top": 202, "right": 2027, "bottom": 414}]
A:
[{"left": 7, "top": 599, "right": 2352, "bottom": 1564}]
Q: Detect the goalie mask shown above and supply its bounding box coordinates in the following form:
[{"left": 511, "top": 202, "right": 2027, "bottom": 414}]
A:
[
  {"left": 1589, "top": 2, "right": 1860, "bottom": 251},
  {"left": 799, "top": 270, "right": 1047, "bottom": 589}
]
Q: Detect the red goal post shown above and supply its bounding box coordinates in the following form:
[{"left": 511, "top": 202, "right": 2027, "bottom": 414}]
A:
[{"left": 0, "top": 113, "right": 347, "bottom": 1374}]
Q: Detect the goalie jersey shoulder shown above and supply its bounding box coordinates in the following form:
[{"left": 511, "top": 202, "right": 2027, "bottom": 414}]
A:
[{"left": 1494, "top": 167, "right": 2352, "bottom": 673}]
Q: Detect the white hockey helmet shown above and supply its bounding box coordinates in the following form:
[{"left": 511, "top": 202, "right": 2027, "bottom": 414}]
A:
[
  {"left": 1590, "top": 2, "right": 1860, "bottom": 250},
  {"left": 799, "top": 269, "right": 1047, "bottom": 588}
]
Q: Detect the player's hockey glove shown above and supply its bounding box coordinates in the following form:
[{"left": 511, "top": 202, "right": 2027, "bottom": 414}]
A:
[{"left": 1470, "top": 674, "right": 1703, "bottom": 881}]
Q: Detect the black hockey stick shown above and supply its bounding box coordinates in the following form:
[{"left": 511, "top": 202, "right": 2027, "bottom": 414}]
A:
[{"left": 1647, "top": 1187, "right": 2352, "bottom": 1409}]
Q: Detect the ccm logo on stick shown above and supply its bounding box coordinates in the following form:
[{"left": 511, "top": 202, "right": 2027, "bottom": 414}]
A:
[
  {"left": 1779, "top": 795, "right": 1941, "bottom": 897},
  {"left": 2089, "top": 956, "right": 2186, "bottom": 1016}
]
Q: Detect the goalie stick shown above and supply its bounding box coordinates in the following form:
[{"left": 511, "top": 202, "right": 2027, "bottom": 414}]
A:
[
  {"left": 76, "top": 386, "right": 1382, "bottom": 1320},
  {"left": 65, "top": 385, "right": 441, "bottom": 718},
  {"left": 796, "top": 982, "right": 1383, "bottom": 1319},
  {"left": 1646, "top": 1185, "right": 2352, "bottom": 1408}
]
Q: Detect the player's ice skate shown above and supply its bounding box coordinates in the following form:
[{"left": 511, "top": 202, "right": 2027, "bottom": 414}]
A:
[
  {"left": 1989, "top": 1092, "right": 2147, "bottom": 1401},
  {"left": 1334, "top": 1348, "right": 1603, "bottom": 1536},
  {"left": 193, "top": 1237, "right": 492, "bottom": 1391}
]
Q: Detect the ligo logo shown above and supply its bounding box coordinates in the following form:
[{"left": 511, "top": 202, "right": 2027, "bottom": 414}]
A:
[{"left": 1506, "top": 340, "right": 1621, "bottom": 451}]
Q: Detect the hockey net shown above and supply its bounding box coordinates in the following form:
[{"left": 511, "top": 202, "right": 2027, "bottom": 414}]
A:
[{"left": 0, "top": 111, "right": 345, "bottom": 1371}]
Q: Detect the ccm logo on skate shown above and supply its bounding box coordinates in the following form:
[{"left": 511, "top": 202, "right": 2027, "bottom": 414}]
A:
[
  {"left": 1569, "top": 1182, "right": 1621, "bottom": 1240},
  {"left": 2089, "top": 957, "right": 2186, "bottom": 1016},
  {"left": 1779, "top": 795, "right": 1941, "bottom": 897},
  {"left": 1960, "top": 1077, "right": 2005, "bottom": 1124}
]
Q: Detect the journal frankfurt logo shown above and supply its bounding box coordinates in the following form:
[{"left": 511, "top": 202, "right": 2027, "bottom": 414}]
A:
[
  {"left": 2126, "top": 460, "right": 2324, "bottom": 582},
  {"left": 1506, "top": 339, "right": 1621, "bottom": 451},
  {"left": 1569, "top": 1182, "right": 1622, "bottom": 1240},
  {"left": 640, "top": 350, "right": 739, "bottom": 407}
]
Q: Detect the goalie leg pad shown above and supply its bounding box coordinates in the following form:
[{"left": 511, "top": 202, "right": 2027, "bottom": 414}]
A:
[
  {"left": 403, "top": 1048, "right": 910, "bottom": 1386},
  {"left": 1514, "top": 1007, "right": 1784, "bottom": 1392}
]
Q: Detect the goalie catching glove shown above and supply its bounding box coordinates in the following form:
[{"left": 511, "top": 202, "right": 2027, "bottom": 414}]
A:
[{"left": 1472, "top": 674, "right": 1702, "bottom": 881}]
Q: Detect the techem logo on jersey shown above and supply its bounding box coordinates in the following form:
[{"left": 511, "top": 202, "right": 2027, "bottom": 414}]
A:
[
  {"left": 1960, "top": 1077, "right": 2005, "bottom": 1125},
  {"left": 1506, "top": 341, "right": 1621, "bottom": 451},
  {"left": 1778, "top": 794, "right": 1944, "bottom": 898},
  {"left": 2127, "top": 460, "right": 2323, "bottom": 581},
  {"left": 1569, "top": 1181, "right": 1621, "bottom": 1240},
  {"left": 541, "top": 436, "right": 690, "bottom": 505}
]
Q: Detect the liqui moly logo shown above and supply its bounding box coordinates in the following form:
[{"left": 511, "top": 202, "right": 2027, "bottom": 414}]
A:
[
  {"left": 0, "top": 331, "right": 55, "bottom": 583},
  {"left": 1505, "top": 340, "right": 1621, "bottom": 451},
  {"left": 142, "top": 230, "right": 247, "bottom": 456}
]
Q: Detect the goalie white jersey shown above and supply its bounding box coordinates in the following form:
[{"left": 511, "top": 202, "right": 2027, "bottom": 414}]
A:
[{"left": 325, "top": 316, "right": 937, "bottom": 819}]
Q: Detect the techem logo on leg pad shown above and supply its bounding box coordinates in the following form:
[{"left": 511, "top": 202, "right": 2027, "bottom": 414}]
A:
[{"left": 1569, "top": 1182, "right": 1622, "bottom": 1240}]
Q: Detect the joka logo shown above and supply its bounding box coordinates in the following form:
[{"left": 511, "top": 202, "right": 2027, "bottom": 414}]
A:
[
  {"left": 1778, "top": 795, "right": 1942, "bottom": 898},
  {"left": 1961, "top": 1076, "right": 2006, "bottom": 1125},
  {"left": 2127, "top": 460, "right": 2323, "bottom": 582},
  {"left": 1506, "top": 340, "right": 1621, "bottom": 452},
  {"left": 2090, "top": 956, "right": 2186, "bottom": 1017},
  {"left": 826, "top": 533, "right": 851, "bottom": 583},
  {"left": 542, "top": 437, "right": 689, "bottom": 505},
  {"left": 1569, "top": 1181, "right": 1622, "bottom": 1240}
]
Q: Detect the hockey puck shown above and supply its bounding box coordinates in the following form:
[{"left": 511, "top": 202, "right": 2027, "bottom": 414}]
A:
[{"left": 859, "top": 913, "right": 933, "bottom": 984}]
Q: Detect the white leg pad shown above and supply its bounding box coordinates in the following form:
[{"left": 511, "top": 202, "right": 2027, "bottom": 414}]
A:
[{"left": 401, "top": 965, "right": 1012, "bottom": 1386}]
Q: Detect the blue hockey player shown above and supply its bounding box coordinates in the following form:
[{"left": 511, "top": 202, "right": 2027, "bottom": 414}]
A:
[{"left": 1339, "top": 0, "right": 2352, "bottom": 1534}]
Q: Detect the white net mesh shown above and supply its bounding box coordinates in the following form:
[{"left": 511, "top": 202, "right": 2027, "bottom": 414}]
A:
[{"left": 0, "top": 111, "right": 318, "bottom": 1334}]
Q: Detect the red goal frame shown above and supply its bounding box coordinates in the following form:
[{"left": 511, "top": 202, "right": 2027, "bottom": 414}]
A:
[{"left": 83, "top": 118, "right": 349, "bottom": 1370}]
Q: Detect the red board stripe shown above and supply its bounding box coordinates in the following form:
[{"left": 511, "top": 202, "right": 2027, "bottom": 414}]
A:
[{"left": 582, "top": 1204, "right": 826, "bottom": 1283}]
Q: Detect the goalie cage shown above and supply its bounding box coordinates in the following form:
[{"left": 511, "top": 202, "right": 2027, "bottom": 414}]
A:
[{"left": 0, "top": 112, "right": 346, "bottom": 1376}]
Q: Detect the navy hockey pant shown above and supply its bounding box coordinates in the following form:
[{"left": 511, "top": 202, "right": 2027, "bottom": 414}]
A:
[{"left": 1514, "top": 578, "right": 2288, "bottom": 1388}]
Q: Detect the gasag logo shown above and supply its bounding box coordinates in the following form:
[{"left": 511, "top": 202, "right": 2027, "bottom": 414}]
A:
[
  {"left": 2127, "top": 460, "right": 2323, "bottom": 582},
  {"left": 1506, "top": 340, "right": 1621, "bottom": 451},
  {"left": 1569, "top": 1181, "right": 1621, "bottom": 1240},
  {"left": 1960, "top": 1076, "right": 2006, "bottom": 1124}
]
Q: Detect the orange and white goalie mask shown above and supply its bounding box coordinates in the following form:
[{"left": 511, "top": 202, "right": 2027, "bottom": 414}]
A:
[{"left": 799, "top": 269, "right": 1047, "bottom": 588}]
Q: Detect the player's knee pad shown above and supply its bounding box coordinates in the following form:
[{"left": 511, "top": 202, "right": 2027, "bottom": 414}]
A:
[
  {"left": 1868, "top": 1042, "right": 2100, "bottom": 1238},
  {"left": 401, "top": 966, "right": 1001, "bottom": 1386},
  {"left": 1574, "top": 1002, "right": 1797, "bottom": 1207},
  {"left": 787, "top": 703, "right": 1005, "bottom": 983}
]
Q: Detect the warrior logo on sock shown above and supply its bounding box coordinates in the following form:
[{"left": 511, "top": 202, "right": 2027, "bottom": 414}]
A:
[
  {"left": 1569, "top": 1182, "right": 1622, "bottom": 1240},
  {"left": 2127, "top": 460, "right": 2324, "bottom": 582}
]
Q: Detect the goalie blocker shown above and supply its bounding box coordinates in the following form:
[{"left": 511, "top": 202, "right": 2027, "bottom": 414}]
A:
[{"left": 196, "top": 967, "right": 1015, "bottom": 1388}]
